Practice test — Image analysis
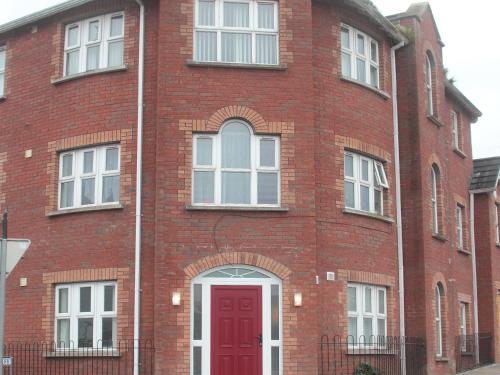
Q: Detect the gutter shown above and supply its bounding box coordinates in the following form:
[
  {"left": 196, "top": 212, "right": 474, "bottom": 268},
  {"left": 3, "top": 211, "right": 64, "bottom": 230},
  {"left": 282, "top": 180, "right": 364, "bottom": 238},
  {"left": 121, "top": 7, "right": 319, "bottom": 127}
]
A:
[
  {"left": 391, "top": 40, "right": 406, "bottom": 375},
  {"left": 469, "top": 192, "right": 480, "bottom": 364},
  {"left": 133, "top": 1, "right": 145, "bottom": 375}
]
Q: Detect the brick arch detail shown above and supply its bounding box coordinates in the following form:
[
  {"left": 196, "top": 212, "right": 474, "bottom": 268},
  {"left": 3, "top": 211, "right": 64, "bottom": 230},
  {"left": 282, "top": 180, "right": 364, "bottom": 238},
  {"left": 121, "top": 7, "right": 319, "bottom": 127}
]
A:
[
  {"left": 206, "top": 106, "right": 268, "bottom": 133},
  {"left": 432, "top": 272, "right": 447, "bottom": 295}
]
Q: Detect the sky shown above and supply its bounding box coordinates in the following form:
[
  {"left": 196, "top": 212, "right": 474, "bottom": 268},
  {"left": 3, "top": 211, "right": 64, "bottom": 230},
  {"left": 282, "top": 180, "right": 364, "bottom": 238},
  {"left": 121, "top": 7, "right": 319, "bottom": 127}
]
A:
[{"left": 0, "top": 0, "right": 498, "bottom": 159}]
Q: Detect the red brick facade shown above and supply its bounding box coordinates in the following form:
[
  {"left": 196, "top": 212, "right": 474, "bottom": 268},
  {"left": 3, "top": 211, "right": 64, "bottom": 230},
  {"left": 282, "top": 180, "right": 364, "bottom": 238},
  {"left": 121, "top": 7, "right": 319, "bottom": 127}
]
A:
[{"left": 0, "top": 1, "right": 493, "bottom": 375}]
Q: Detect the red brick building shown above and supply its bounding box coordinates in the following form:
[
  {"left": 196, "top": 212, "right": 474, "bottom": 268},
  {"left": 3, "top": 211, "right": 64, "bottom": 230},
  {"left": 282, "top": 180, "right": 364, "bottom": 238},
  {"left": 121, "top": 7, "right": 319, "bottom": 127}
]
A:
[{"left": 0, "top": 0, "right": 495, "bottom": 374}]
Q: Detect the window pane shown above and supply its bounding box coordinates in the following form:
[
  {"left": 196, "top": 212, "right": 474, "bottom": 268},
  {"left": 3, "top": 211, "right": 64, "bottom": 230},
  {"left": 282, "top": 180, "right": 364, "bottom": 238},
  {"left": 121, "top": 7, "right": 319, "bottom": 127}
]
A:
[
  {"left": 83, "top": 151, "right": 94, "bottom": 174},
  {"left": 68, "top": 26, "right": 79, "bottom": 46},
  {"left": 89, "top": 21, "right": 100, "bottom": 41},
  {"left": 377, "top": 318, "right": 386, "bottom": 337},
  {"left": 66, "top": 50, "right": 80, "bottom": 75},
  {"left": 193, "top": 171, "right": 215, "bottom": 204},
  {"left": 60, "top": 181, "right": 74, "bottom": 208},
  {"left": 78, "top": 318, "right": 93, "bottom": 348},
  {"left": 370, "top": 41, "right": 378, "bottom": 62},
  {"left": 344, "top": 181, "right": 355, "bottom": 208},
  {"left": 222, "top": 172, "right": 251, "bottom": 204},
  {"left": 196, "top": 138, "right": 213, "bottom": 166},
  {"left": 102, "top": 175, "right": 120, "bottom": 203},
  {"left": 102, "top": 317, "right": 116, "bottom": 348},
  {"left": 341, "top": 52, "right": 351, "bottom": 77},
  {"left": 62, "top": 154, "right": 73, "bottom": 177},
  {"left": 106, "top": 148, "right": 119, "bottom": 171},
  {"left": 271, "top": 346, "right": 279, "bottom": 375},
  {"left": 348, "top": 317, "right": 358, "bottom": 344},
  {"left": 57, "top": 319, "right": 70, "bottom": 348},
  {"left": 87, "top": 45, "right": 100, "bottom": 71},
  {"left": 341, "top": 27, "right": 350, "bottom": 49},
  {"left": 361, "top": 160, "right": 369, "bottom": 181},
  {"left": 271, "top": 285, "right": 279, "bottom": 340},
  {"left": 223, "top": 2, "right": 249, "bottom": 27},
  {"left": 370, "top": 65, "right": 378, "bottom": 87},
  {"left": 363, "top": 318, "right": 373, "bottom": 343},
  {"left": 258, "top": 173, "right": 278, "bottom": 205},
  {"left": 0, "top": 49, "right": 5, "bottom": 70},
  {"left": 364, "top": 287, "right": 372, "bottom": 313},
  {"left": 222, "top": 122, "right": 251, "bottom": 168},
  {"left": 104, "top": 285, "right": 115, "bottom": 312},
  {"left": 344, "top": 154, "right": 354, "bottom": 177},
  {"left": 193, "top": 284, "right": 202, "bottom": 340},
  {"left": 110, "top": 16, "right": 124, "bottom": 37},
  {"left": 356, "top": 34, "right": 365, "bottom": 55},
  {"left": 360, "top": 185, "right": 370, "bottom": 211},
  {"left": 59, "top": 288, "right": 69, "bottom": 314},
  {"left": 256, "top": 34, "right": 277, "bottom": 65},
  {"left": 221, "top": 32, "right": 251, "bottom": 63},
  {"left": 108, "top": 40, "right": 124, "bottom": 67},
  {"left": 258, "top": 3, "right": 275, "bottom": 29},
  {"left": 80, "top": 287, "right": 91, "bottom": 312},
  {"left": 193, "top": 346, "right": 202, "bottom": 375},
  {"left": 0, "top": 73, "right": 4, "bottom": 97},
  {"left": 378, "top": 290, "right": 385, "bottom": 314},
  {"left": 199, "top": 0, "right": 215, "bottom": 26},
  {"left": 374, "top": 189, "right": 382, "bottom": 215},
  {"left": 347, "top": 286, "right": 357, "bottom": 312},
  {"left": 196, "top": 31, "right": 217, "bottom": 62},
  {"left": 81, "top": 178, "right": 95, "bottom": 205},
  {"left": 356, "top": 58, "right": 366, "bottom": 82},
  {"left": 260, "top": 139, "right": 276, "bottom": 167}
]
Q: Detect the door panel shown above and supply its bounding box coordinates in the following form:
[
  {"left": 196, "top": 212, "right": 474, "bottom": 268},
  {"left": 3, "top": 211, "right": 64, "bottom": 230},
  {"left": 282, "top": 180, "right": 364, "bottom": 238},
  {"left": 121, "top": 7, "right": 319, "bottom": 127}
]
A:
[{"left": 211, "top": 286, "right": 262, "bottom": 375}]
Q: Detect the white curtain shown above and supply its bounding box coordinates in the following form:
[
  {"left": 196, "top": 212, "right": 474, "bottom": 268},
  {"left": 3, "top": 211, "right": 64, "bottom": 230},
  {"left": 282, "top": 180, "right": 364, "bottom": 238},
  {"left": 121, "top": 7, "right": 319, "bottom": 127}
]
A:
[
  {"left": 258, "top": 3, "right": 274, "bottom": 29},
  {"left": 196, "top": 31, "right": 217, "bottom": 62},
  {"left": 221, "top": 32, "right": 251, "bottom": 63},
  {"left": 87, "top": 45, "right": 100, "bottom": 70},
  {"left": 110, "top": 16, "right": 123, "bottom": 38},
  {"left": 108, "top": 41, "right": 123, "bottom": 67},
  {"left": 106, "top": 148, "right": 119, "bottom": 170},
  {"left": 193, "top": 171, "right": 215, "bottom": 203},
  {"left": 222, "top": 172, "right": 251, "bottom": 204},
  {"left": 81, "top": 178, "right": 95, "bottom": 205},
  {"left": 259, "top": 139, "right": 275, "bottom": 167},
  {"left": 0, "top": 73, "right": 4, "bottom": 97},
  {"left": 68, "top": 26, "right": 79, "bottom": 46},
  {"left": 66, "top": 50, "right": 80, "bottom": 75},
  {"left": 356, "top": 58, "right": 366, "bottom": 83},
  {"left": 256, "top": 34, "right": 277, "bottom": 65},
  {"left": 60, "top": 181, "right": 74, "bottom": 208},
  {"left": 257, "top": 172, "right": 277, "bottom": 204},
  {"left": 196, "top": 138, "right": 213, "bottom": 165},
  {"left": 224, "top": 2, "right": 249, "bottom": 27},
  {"left": 57, "top": 319, "right": 70, "bottom": 348},
  {"left": 102, "top": 175, "right": 119, "bottom": 203},
  {"left": 198, "top": 0, "right": 215, "bottom": 26},
  {"left": 222, "top": 122, "right": 251, "bottom": 168}
]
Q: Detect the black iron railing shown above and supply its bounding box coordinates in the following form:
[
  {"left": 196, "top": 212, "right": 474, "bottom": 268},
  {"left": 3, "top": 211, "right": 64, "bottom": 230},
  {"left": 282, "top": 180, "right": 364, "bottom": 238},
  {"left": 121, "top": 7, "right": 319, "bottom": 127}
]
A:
[
  {"left": 319, "top": 336, "right": 426, "bottom": 375},
  {"left": 456, "top": 334, "right": 494, "bottom": 373},
  {"left": 1, "top": 340, "right": 154, "bottom": 375}
]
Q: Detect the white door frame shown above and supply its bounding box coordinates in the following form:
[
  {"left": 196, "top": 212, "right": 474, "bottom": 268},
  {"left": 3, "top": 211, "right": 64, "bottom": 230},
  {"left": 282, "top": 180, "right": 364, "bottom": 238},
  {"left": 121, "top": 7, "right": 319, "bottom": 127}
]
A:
[{"left": 191, "top": 265, "right": 283, "bottom": 375}]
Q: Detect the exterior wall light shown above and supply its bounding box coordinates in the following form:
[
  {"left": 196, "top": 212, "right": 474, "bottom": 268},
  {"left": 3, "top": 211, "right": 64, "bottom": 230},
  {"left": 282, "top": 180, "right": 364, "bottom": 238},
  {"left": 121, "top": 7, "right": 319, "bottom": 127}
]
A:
[
  {"left": 294, "top": 292, "right": 302, "bottom": 307},
  {"left": 172, "top": 292, "right": 181, "bottom": 306}
]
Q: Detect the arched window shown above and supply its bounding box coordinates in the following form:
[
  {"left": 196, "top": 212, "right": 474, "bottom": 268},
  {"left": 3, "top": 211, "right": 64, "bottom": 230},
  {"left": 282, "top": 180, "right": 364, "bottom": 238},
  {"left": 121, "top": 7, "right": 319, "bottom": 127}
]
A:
[
  {"left": 435, "top": 283, "right": 445, "bottom": 357},
  {"left": 193, "top": 120, "right": 280, "bottom": 206},
  {"left": 425, "top": 52, "right": 435, "bottom": 116},
  {"left": 431, "top": 165, "right": 440, "bottom": 234}
]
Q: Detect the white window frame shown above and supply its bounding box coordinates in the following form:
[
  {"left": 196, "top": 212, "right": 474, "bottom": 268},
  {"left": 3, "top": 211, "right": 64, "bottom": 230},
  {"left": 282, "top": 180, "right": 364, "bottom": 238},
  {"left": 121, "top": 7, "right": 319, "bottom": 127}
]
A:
[
  {"left": 191, "top": 265, "right": 282, "bottom": 375},
  {"left": 456, "top": 204, "right": 464, "bottom": 250},
  {"left": 58, "top": 145, "right": 121, "bottom": 210},
  {"left": 194, "top": 0, "right": 279, "bottom": 65},
  {"left": 340, "top": 24, "right": 380, "bottom": 88},
  {"left": 347, "top": 283, "right": 387, "bottom": 348},
  {"left": 451, "top": 110, "right": 460, "bottom": 150},
  {"left": 426, "top": 54, "right": 434, "bottom": 116},
  {"left": 54, "top": 282, "right": 117, "bottom": 349},
  {"left": 495, "top": 203, "right": 499, "bottom": 245},
  {"left": 344, "top": 152, "right": 387, "bottom": 215},
  {"left": 431, "top": 167, "right": 439, "bottom": 234},
  {"left": 64, "top": 12, "right": 124, "bottom": 76},
  {"left": 459, "top": 302, "right": 467, "bottom": 352},
  {"left": 435, "top": 286, "right": 443, "bottom": 357},
  {"left": 192, "top": 121, "right": 280, "bottom": 207},
  {"left": 0, "top": 46, "right": 5, "bottom": 97}
]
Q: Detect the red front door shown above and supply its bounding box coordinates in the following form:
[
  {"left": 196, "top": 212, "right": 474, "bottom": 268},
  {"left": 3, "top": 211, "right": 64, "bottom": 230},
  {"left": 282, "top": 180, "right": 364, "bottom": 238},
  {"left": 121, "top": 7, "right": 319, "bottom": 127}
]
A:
[{"left": 211, "top": 285, "right": 263, "bottom": 375}]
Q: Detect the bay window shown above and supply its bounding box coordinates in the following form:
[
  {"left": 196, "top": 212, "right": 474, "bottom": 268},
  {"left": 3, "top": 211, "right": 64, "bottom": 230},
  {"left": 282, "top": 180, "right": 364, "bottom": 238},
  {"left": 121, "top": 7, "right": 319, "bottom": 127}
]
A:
[
  {"left": 195, "top": 0, "right": 279, "bottom": 65},
  {"left": 64, "top": 12, "right": 124, "bottom": 76},
  {"left": 344, "top": 152, "right": 388, "bottom": 215},
  {"left": 59, "top": 145, "right": 120, "bottom": 209},
  {"left": 192, "top": 120, "right": 280, "bottom": 206},
  {"left": 341, "top": 24, "right": 379, "bottom": 88},
  {"left": 347, "top": 283, "right": 387, "bottom": 346},
  {"left": 55, "top": 282, "right": 117, "bottom": 349}
]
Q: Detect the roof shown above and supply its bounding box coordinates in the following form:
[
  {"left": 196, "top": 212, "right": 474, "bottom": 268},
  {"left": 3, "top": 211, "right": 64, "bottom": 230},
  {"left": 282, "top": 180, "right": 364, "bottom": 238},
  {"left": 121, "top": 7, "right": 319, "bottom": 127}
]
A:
[
  {"left": 445, "top": 80, "right": 482, "bottom": 123},
  {"left": 470, "top": 157, "right": 500, "bottom": 192},
  {"left": 387, "top": 2, "right": 444, "bottom": 47},
  {"left": 0, "top": 0, "right": 97, "bottom": 35}
]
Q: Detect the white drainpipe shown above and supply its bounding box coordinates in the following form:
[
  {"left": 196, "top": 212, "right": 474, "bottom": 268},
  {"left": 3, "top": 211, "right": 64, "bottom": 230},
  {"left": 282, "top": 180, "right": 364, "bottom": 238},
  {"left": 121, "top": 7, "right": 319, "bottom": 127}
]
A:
[
  {"left": 391, "top": 40, "right": 406, "bottom": 375},
  {"left": 469, "top": 192, "right": 480, "bottom": 364},
  {"left": 133, "top": 1, "right": 145, "bottom": 375}
]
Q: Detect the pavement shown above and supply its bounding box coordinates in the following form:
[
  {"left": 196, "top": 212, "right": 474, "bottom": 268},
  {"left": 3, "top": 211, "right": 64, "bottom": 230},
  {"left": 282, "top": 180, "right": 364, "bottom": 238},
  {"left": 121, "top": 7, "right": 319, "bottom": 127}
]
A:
[{"left": 460, "top": 364, "right": 500, "bottom": 374}]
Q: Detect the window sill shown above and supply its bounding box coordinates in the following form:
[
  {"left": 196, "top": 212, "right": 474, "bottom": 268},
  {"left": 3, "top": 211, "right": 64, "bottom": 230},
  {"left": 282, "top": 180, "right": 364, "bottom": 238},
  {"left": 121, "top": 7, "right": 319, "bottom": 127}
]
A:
[
  {"left": 186, "top": 205, "right": 288, "bottom": 212},
  {"left": 453, "top": 148, "right": 467, "bottom": 159},
  {"left": 427, "top": 115, "right": 444, "bottom": 128},
  {"left": 458, "top": 248, "right": 471, "bottom": 256},
  {"left": 44, "top": 350, "right": 121, "bottom": 358},
  {"left": 339, "top": 75, "right": 391, "bottom": 100},
  {"left": 51, "top": 65, "right": 128, "bottom": 85},
  {"left": 342, "top": 208, "right": 394, "bottom": 223},
  {"left": 186, "top": 60, "right": 287, "bottom": 71},
  {"left": 435, "top": 357, "right": 449, "bottom": 363},
  {"left": 47, "top": 204, "right": 124, "bottom": 217},
  {"left": 432, "top": 233, "right": 447, "bottom": 242}
]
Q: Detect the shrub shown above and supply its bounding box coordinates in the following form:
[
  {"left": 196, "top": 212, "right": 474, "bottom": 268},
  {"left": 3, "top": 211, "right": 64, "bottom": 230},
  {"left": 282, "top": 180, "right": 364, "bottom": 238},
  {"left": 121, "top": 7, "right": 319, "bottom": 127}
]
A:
[{"left": 353, "top": 363, "right": 382, "bottom": 375}]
